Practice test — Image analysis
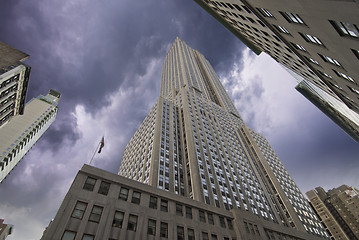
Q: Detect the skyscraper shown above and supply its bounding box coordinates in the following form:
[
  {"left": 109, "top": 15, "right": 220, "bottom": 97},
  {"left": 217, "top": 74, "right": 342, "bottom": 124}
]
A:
[
  {"left": 307, "top": 185, "right": 359, "bottom": 240},
  {"left": 0, "top": 89, "right": 60, "bottom": 183},
  {"left": 0, "top": 41, "right": 31, "bottom": 127},
  {"left": 0, "top": 219, "right": 13, "bottom": 240},
  {"left": 41, "top": 38, "right": 327, "bottom": 240},
  {"left": 118, "top": 37, "right": 327, "bottom": 238},
  {"left": 194, "top": 0, "right": 359, "bottom": 141}
]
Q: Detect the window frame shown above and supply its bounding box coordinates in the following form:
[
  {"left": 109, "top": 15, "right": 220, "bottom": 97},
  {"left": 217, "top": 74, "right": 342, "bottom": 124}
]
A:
[
  {"left": 160, "top": 222, "right": 168, "bottom": 238},
  {"left": 300, "top": 33, "right": 324, "bottom": 46},
  {"left": 83, "top": 177, "right": 96, "bottom": 191},
  {"left": 71, "top": 201, "right": 87, "bottom": 220},
  {"left": 131, "top": 191, "right": 141, "bottom": 204},
  {"left": 112, "top": 211, "right": 124, "bottom": 228},
  {"left": 127, "top": 214, "right": 138, "bottom": 231},
  {"left": 329, "top": 20, "right": 359, "bottom": 38},
  {"left": 89, "top": 205, "right": 103, "bottom": 223},
  {"left": 119, "top": 187, "right": 129, "bottom": 201},
  {"left": 147, "top": 219, "right": 156, "bottom": 236},
  {"left": 98, "top": 181, "right": 110, "bottom": 195},
  {"left": 160, "top": 199, "right": 168, "bottom": 212},
  {"left": 61, "top": 230, "right": 76, "bottom": 240},
  {"left": 280, "top": 12, "right": 305, "bottom": 25},
  {"left": 149, "top": 195, "right": 158, "bottom": 209}
]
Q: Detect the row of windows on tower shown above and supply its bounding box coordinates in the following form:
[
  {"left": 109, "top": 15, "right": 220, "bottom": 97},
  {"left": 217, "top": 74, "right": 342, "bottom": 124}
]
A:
[{"left": 209, "top": 0, "right": 359, "bottom": 101}]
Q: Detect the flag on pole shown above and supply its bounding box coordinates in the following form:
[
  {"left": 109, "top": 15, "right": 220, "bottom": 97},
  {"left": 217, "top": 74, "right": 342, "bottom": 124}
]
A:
[{"left": 98, "top": 136, "right": 105, "bottom": 153}]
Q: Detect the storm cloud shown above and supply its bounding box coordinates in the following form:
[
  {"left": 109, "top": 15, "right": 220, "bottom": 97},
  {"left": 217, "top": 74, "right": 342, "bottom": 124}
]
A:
[{"left": 0, "top": 0, "right": 358, "bottom": 239}]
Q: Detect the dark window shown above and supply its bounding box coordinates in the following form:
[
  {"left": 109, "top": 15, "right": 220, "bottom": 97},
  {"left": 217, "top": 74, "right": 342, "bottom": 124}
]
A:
[
  {"left": 257, "top": 8, "right": 273, "bottom": 18},
  {"left": 149, "top": 196, "right": 158, "bottom": 209},
  {"left": 202, "top": 232, "right": 209, "bottom": 240},
  {"left": 61, "top": 231, "right": 76, "bottom": 240},
  {"left": 299, "top": 33, "right": 324, "bottom": 46},
  {"left": 131, "top": 191, "right": 141, "bottom": 204},
  {"left": 98, "top": 181, "right": 110, "bottom": 195},
  {"left": 112, "top": 211, "right": 124, "bottom": 228},
  {"left": 219, "top": 216, "right": 226, "bottom": 228},
  {"left": 119, "top": 187, "right": 129, "bottom": 201},
  {"left": 147, "top": 219, "right": 156, "bottom": 235},
  {"left": 329, "top": 20, "right": 359, "bottom": 38},
  {"left": 161, "top": 199, "right": 168, "bottom": 212},
  {"left": 227, "top": 218, "right": 233, "bottom": 230},
  {"left": 211, "top": 234, "right": 218, "bottom": 240},
  {"left": 160, "top": 222, "right": 168, "bottom": 238},
  {"left": 83, "top": 177, "right": 96, "bottom": 191},
  {"left": 199, "top": 210, "right": 206, "bottom": 222},
  {"left": 208, "top": 213, "right": 214, "bottom": 225},
  {"left": 89, "top": 205, "right": 103, "bottom": 223},
  {"left": 280, "top": 12, "right": 305, "bottom": 24},
  {"left": 81, "top": 234, "right": 94, "bottom": 240},
  {"left": 352, "top": 48, "right": 359, "bottom": 60},
  {"left": 177, "top": 226, "right": 185, "bottom": 240},
  {"left": 127, "top": 214, "right": 138, "bottom": 231},
  {"left": 71, "top": 201, "right": 87, "bottom": 219},
  {"left": 186, "top": 206, "right": 192, "bottom": 219},
  {"left": 176, "top": 203, "right": 183, "bottom": 216},
  {"left": 188, "top": 228, "right": 195, "bottom": 240}
]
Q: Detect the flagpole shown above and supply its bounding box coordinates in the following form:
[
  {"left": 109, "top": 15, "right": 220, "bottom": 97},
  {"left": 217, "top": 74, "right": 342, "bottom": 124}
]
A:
[{"left": 89, "top": 141, "right": 101, "bottom": 165}]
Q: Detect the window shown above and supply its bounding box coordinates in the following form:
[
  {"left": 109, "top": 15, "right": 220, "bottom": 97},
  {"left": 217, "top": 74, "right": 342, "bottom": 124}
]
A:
[
  {"left": 280, "top": 12, "right": 305, "bottom": 24},
  {"left": 177, "top": 226, "right": 185, "bottom": 240},
  {"left": 292, "top": 43, "right": 306, "bottom": 52},
  {"left": 208, "top": 213, "right": 214, "bottom": 225},
  {"left": 199, "top": 210, "right": 206, "bottom": 222},
  {"left": 161, "top": 199, "right": 168, "bottom": 212},
  {"left": 333, "top": 70, "right": 355, "bottom": 83},
  {"left": 83, "top": 177, "right": 96, "bottom": 191},
  {"left": 202, "top": 232, "right": 209, "bottom": 240},
  {"left": 257, "top": 8, "right": 273, "bottom": 18},
  {"left": 112, "top": 211, "right": 124, "bottom": 228},
  {"left": 149, "top": 196, "right": 158, "bottom": 209},
  {"left": 348, "top": 86, "right": 359, "bottom": 95},
  {"left": 98, "top": 181, "right": 110, "bottom": 195},
  {"left": 227, "top": 218, "right": 233, "bottom": 230},
  {"left": 61, "top": 231, "right": 76, "bottom": 240},
  {"left": 160, "top": 222, "right": 168, "bottom": 238},
  {"left": 300, "top": 33, "right": 324, "bottom": 46},
  {"left": 186, "top": 206, "right": 192, "bottom": 219},
  {"left": 318, "top": 54, "right": 341, "bottom": 67},
  {"left": 119, "top": 187, "right": 129, "bottom": 201},
  {"left": 82, "top": 234, "right": 94, "bottom": 240},
  {"left": 305, "top": 56, "right": 320, "bottom": 65},
  {"left": 211, "top": 234, "right": 218, "bottom": 240},
  {"left": 89, "top": 205, "right": 103, "bottom": 223},
  {"left": 318, "top": 70, "right": 332, "bottom": 79},
  {"left": 148, "top": 219, "right": 156, "bottom": 235},
  {"left": 131, "top": 191, "right": 141, "bottom": 204},
  {"left": 127, "top": 214, "right": 138, "bottom": 231},
  {"left": 188, "top": 228, "right": 195, "bottom": 240},
  {"left": 176, "top": 203, "right": 183, "bottom": 216},
  {"left": 71, "top": 201, "right": 87, "bottom": 219},
  {"left": 352, "top": 49, "right": 359, "bottom": 60},
  {"left": 219, "top": 216, "right": 226, "bottom": 228},
  {"left": 330, "top": 20, "right": 359, "bottom": 38},
  {"left": 276, "top": 25, "right": 290, "bottom": 34}
]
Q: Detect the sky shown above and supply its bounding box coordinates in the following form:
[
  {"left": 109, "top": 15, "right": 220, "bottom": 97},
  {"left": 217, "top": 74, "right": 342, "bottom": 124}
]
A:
[{"left": 0, "top": 0, "right": 358, "bottom": 239}]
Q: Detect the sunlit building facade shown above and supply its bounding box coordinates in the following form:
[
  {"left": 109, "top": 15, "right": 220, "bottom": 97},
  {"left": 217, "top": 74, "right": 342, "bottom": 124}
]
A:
[
  {"left": 0, "top": 41, "right": 31, "bottom": 127},
  {"left": 118, "top": 38, "right": 328, "bottom": 238},
  {"left": 194, "top": 0, "right": 359, "bottom": 141},
  {"left": 0, "top": 90, "right": 60, "bottom": 183},
  {"left": 307, "top": 185, "right": 359, "bottom": 240}
]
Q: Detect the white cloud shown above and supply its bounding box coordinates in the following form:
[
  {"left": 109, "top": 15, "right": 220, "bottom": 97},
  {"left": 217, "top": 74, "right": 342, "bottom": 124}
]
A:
[{"left": 0, "top": 204, "right": 46, "bottom": 240}]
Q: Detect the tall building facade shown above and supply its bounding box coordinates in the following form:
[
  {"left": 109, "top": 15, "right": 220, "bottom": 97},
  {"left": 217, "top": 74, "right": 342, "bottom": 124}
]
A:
[
  {"left": 307, "top": 185, "right": 359, "bottom": 240},
  {"left": 194, "top": 0, "right": 359, "bottom": 141},
  {"left": 0, "top": 90, "right": 60, "bottom": 183},
  {"left": 0, "top": 219, "right": 13, "bottom": 240},
  {"left": 118, "top": 38, "right": 328, "bottom": 238},
  {"left": 0, "top": 41, "right": 31, "bottom": 127}
]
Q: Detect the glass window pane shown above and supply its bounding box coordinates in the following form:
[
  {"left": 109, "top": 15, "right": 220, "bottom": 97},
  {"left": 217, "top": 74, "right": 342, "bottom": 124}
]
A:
[{"left": 62, "top": 231, "right": 76, "bottom": 240}]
